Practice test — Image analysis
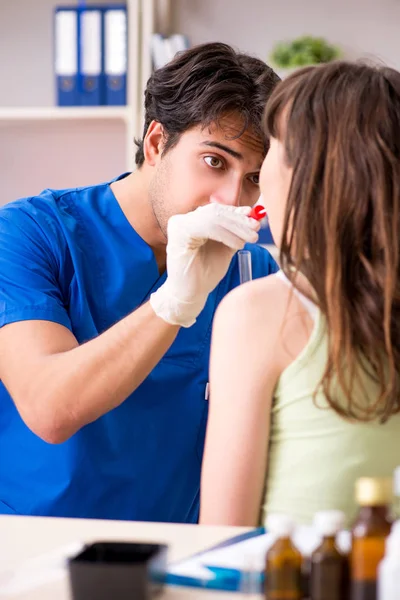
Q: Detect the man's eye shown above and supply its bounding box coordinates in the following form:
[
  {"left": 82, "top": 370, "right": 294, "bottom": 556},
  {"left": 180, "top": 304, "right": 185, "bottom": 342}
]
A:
[
  {"left": 249, "top": 174, "right": 260, "bottom": 185},
  {"left": 204, "top": 156, "right": 224, "bottom": 169}
]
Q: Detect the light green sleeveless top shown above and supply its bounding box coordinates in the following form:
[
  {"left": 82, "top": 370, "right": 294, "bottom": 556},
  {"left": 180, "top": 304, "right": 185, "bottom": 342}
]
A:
[{"left": 262, "top": 272, "right": 400, "bottom": 527}]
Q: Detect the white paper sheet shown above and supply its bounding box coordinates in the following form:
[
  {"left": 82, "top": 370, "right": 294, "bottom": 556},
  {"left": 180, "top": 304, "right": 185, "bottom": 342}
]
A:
[{"left": 0, "top": 542, "right": 83, "bottom": 597}]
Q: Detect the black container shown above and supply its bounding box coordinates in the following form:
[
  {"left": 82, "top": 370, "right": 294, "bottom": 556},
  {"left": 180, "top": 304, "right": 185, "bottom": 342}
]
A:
[{"left": 68, "top": 541, "right": 168, "bottom": 600}]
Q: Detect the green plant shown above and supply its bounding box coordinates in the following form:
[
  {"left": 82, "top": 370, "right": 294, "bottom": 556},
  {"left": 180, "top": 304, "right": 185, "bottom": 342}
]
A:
[{"left": 270, "top": 35, "right": 340, "bottom": 69}]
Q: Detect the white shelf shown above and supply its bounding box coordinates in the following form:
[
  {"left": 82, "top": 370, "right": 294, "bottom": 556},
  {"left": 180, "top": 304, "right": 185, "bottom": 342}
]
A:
[{"left": 0, "top": 106, "right": 130, "bottom": 122}]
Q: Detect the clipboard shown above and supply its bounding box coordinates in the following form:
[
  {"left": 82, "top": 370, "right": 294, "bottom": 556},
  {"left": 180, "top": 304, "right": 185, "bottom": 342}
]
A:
[{"left": 166, "top": 527, "right": 267, "bottom": 592}]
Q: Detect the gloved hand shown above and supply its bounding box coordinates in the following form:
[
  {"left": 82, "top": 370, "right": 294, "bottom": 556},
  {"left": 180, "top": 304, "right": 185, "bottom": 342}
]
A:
[{"left": 150, "top": 201, "right": 260, "bottom": 327}]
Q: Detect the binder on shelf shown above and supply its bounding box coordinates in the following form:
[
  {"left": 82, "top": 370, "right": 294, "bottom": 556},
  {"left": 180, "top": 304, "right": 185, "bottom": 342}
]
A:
[
  {"left": 54, "top": 7, "right": 78, "bottom": 106},
  {"left": 78, "top": 6, "right": 103, "bottom": 106},
  {"left": 166, "top": 34, "right": 190, "bottom": 60},
  {"left": 151, "top": 33, "right": 167, "bottom": 71},
  {"left": 151, "top": 33, "right": 190, "bottom": 71},
  {"left": 103, "top": 5, "right": 127, "bottom": 106}
]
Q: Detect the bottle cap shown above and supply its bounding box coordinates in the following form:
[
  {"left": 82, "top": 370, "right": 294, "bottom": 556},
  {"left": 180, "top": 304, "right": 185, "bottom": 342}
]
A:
[
  {"left": 249, "top": 204, "right": 267, "bottom": 221},
  {"left": 313, "top": 510, "right": 345, "bottom": 537},
  {"left": 355, "top": 477, "right": 393, "bottom": 506},
  {"left": 266, "top": 513, "right": 295, "bottom": 537},
  {"left": 393, "top": 466, "right": 400, "bottom": 497}
]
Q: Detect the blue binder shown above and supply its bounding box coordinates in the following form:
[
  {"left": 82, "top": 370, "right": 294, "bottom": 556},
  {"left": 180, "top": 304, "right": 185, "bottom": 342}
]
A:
[
  {"left": 78, "top": 5, "right": 104, "bottom": 106},
  {"left": 54, "top": 7, "right": 79, "bottom": 106},
  {"left": 103, "top": 5, "right": 127, "bottom": 105}
]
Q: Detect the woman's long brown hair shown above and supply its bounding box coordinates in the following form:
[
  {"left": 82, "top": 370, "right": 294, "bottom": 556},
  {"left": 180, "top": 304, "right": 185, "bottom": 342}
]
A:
[{"left": 264, "top": 61, "right": 400, "bottom": 422}]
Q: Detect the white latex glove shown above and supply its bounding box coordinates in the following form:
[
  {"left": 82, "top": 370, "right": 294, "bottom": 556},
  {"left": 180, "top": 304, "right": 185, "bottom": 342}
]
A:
[{"left": 150, "top": 201, "right": 260, "bottom": 327}]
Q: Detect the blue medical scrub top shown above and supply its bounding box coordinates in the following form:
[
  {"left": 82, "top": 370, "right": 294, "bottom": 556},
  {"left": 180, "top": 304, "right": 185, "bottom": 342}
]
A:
[{"left": 0, "top": 174, "right": 278, "bottom": 522}]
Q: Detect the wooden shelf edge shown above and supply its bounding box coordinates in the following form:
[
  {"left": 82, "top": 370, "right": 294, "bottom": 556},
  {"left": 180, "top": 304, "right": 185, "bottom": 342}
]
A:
[{"left": 0, "top": 106, "right": 130, "bottom": 122}]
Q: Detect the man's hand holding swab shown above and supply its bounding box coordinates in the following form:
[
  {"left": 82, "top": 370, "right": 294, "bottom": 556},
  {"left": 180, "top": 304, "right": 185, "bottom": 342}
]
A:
[{"left": 150, "top": 200, "right": 260, "bottom": 327}]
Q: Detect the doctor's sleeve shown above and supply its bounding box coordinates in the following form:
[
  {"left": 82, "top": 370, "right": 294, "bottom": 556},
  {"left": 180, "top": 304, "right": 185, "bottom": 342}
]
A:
[{"left": 0, "top": 206, "right": 72, "bottom": 331}]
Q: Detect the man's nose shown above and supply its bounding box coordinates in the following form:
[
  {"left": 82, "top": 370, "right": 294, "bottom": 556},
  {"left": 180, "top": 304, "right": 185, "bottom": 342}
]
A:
[{"left": 214, "top": 179, "right": 243, "bottom": 207}]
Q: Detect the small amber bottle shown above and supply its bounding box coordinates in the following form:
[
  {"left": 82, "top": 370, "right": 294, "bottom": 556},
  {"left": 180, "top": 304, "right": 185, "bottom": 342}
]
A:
[
  {"left": 350, "top": 477, "right": 393, "bottom": 600},
  {"left": 310, "top": 510, "right": 349, "bottom": 600},
  {"left": 265, "top": 514, "right": 302, "bottom": 600}
]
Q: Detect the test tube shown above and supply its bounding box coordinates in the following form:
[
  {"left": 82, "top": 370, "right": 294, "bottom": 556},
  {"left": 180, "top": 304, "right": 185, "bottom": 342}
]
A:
[{"left": 238, "top": 250, "right": 253, "bottom": 285}]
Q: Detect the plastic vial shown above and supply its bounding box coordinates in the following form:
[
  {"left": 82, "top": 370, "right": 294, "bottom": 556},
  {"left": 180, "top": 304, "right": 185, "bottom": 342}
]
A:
[{"left": 238, "top": 250, "right": 253, "bottom": 284}]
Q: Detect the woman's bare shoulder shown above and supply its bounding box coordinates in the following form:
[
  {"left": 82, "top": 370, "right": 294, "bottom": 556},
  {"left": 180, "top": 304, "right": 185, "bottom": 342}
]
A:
[
  {"left": 217, "top": 272, "right": 293, "bottom": 322},
  {"left": 214, "top": 272, "right": 315, "bottom": 371}
]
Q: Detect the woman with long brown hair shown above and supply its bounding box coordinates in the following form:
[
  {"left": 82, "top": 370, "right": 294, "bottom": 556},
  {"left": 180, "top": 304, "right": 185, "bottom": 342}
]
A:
[{"left": 200, "top": 61, "right": 400, "bottom": 526}]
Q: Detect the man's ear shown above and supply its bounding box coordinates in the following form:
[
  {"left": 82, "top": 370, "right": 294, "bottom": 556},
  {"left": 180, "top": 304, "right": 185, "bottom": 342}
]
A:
[{"left": 143, "top": 121, "right": 166, "bottom": 166}]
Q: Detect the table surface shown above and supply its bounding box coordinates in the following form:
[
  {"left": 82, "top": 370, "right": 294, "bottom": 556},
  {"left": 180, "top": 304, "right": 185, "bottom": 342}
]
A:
[{"left": 0, "top": 515, "right": 256, "bottom": 599}]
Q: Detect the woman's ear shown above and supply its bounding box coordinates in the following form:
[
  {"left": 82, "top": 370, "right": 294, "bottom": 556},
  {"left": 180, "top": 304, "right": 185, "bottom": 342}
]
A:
[{"left": 143, "top": 121, "right": 166, "bottom": 166}]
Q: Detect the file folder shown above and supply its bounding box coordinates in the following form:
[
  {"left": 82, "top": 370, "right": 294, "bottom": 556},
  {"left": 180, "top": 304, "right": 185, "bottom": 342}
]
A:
[
  {"left": 166, "top": 527, "right": 266, "bottom": 592},
  {"left": 54, "top": 7, "right": 78, "bottom": 106},
  {"left": 103, "top": 6, "right": 127, "bottom": 105},
  {"left": 151, "top": 33, "right": 167, "bottom": 71},
  {"left": 164, "top": 34, "right": 190, "bottom": 63},
  {"left": 151, "top": 33, "right": 190, "bottom": 70},
  {"left": 78, "top": 6, "right": 103, "bottom": 105}
]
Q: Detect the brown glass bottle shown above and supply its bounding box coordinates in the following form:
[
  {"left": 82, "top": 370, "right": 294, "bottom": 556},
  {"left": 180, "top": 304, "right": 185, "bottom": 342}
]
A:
[
  {"left": 310, "top": 537, "right": 349, "bottom": 600},
  {"left": 350, "top": 477, "right": 392, "bottom": 600},
  {"left": 265, "top": 514, "right": 302, "bottom": 600},
  {"left": 310, "top": 510, "right": 349, "bottom": 600},
  {"left": 301, "top": 554, "right": 312, "bottom": 599}
]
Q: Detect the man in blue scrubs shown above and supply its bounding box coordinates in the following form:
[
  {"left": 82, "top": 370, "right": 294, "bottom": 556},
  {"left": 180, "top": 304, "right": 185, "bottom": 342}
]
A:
[{"left": 0, "top": 43, "right": 279, "bottom": 521}]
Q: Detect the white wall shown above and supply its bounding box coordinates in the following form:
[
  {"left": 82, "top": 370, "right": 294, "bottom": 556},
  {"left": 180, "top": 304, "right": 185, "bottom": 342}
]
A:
[
  {"left": 172, "top": 0, "right": 400, "bottom": 71},
  {"left": 0, "top": 120, "right": 126, "bottom": 202}
]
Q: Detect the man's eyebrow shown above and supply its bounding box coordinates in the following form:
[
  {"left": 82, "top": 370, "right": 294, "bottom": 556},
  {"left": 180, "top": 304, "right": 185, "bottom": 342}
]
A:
[{"left": 201, "top": 141, "right": 244, "bottom": 161}]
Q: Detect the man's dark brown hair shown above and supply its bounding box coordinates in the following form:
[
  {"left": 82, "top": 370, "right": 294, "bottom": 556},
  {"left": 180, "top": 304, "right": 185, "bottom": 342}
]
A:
[{"left": 134, "top": 42, "right": 280, "bottom": 166}]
